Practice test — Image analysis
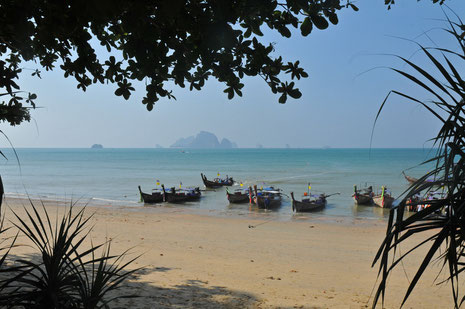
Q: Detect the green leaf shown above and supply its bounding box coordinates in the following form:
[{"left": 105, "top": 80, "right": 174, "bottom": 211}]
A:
[
  {"left": 311, "top": 15, "right": 329, "bottom": 30},
  {"left": 115, "top": 88, "right": 123, "bottom": 96},
  {"left": 328, "top": 13, "right": 338, "bottom": 25},
  {"left": 279, "top": 93, "right": 287, "bottom": 103},
  {"left": 300, "top": 17, "right": 313, "bottom": 36},
  {"left": 279, "top": 26, "right": 291, "bottom": 38},
  {"left": 349, "top": 4, "right": 359, "bottom": 11},
  {"left": 122, "top": 90, "right": 130, "bottom": 100},
  {"left": 288, "top": 89, "right": 302, "bottom": 99}
]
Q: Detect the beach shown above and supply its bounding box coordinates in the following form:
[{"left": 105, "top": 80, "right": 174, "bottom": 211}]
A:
[{"left": 2, "top": 197, "right": 453, "bottom": 308}]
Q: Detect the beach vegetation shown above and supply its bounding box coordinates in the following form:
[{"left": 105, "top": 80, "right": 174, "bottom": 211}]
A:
[
  {"left": 372, "top": 13, "right": 465, "bottom": 308},
  {"left": 0, "top": 199, "right": 139, "bottom": 308}
]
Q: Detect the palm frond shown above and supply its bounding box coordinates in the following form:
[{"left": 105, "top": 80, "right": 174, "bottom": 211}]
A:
[{"left": 372, "top": 14, "right": 465, "bottom": 308}]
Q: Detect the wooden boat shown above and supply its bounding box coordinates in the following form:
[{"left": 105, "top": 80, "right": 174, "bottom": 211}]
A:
[
  {"left": 290, "top": 192, "right": 326, "bottom": 212},
  {"left": 402, "top": 172, "right": 436, "bottom": 185},
  {"left": 406, "top": 194, "right": 421, "bottom": 212},
  {"left": 353, "top": 185, "right": 373, "bottom": 205},
  {"left": 402, "top": 171, "right": 418, "bottom": 185},
  {"left": 162, "top": 185, "right": 201, "bottom": 203},
  {"left": 373, "top": 186, "right": 394, "bottom": 208},
  {"left": 201, "top": 173, "right": 234, "bottom": 188},
  {"left": 253, "top": 185, "right": 282, "bottom": 209},
  {"left": 226, "top": 188, "right": 249, "bottom": 203},
  {"left": 407, "top": 192, "right": 446, "bottom": 213},
  {"left": 138, "top": 186, "right": 164, "bottom": 204}
]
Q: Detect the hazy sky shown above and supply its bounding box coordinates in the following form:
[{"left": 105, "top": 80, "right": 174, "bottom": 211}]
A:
[{"left": 2, "top": 1, "right": 464, "bottom": 148}]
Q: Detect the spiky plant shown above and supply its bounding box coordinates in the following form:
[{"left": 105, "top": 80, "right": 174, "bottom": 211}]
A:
[
  {"left": 74, "top": 242, "right": 139, "bottom": 309},
  {"left": 0, "top": 201, "right": 138, "bottom": 309},
  {"left": 372, "top": 14, "right": 465, "bottom": 308},
  {"left": 0, "top": 175, "right": 17, "bottom": 295}
]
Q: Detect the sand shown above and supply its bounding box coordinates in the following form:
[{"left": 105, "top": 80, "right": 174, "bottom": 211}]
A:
[{"left": 1, "top": 198, "right": 454, "bottom": 308}]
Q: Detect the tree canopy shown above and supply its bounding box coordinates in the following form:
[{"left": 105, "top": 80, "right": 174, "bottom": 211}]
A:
[
  {"left": 0, "top": 0, "right": 359, "bottom": 125},
  {"left": 0, "top": 0, "right": 447, "bottom": 126}
]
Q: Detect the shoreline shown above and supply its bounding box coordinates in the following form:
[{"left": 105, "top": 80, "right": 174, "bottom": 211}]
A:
[
  {"left": 1, "top": 197, "right": 453, "bottom": 308},
  {"left": 3, "top": 194, "right": 391, "bottom": 224}
]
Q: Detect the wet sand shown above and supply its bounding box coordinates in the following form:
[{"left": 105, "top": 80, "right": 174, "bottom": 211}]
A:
[{"left": 2, "top": 197, "right": 453, "bottom": 308}]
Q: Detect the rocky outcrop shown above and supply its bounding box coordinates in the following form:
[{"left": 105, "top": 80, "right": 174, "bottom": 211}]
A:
[{"left": 170, "top": 131, "right": 237, "bottom": 149}]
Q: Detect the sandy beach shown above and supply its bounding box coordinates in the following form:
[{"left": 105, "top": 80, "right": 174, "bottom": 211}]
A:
[{"left": 1, "top": 197, "right": 453, "bottom": 308}]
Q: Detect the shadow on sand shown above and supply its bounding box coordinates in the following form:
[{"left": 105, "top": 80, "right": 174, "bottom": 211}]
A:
[
  {"left": 115, "top": 265, "right": 329, "bottom": 309},
  {"left": 1, "top": 254, "right": 327, "bottom": 309}
]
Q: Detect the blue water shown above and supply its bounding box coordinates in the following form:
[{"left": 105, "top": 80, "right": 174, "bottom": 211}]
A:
[{"left": 0, "top": 148, "right": 436, "bottom": 219}]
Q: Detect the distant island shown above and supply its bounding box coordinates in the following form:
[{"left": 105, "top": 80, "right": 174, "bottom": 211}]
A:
[
  {"left": 91, "top": 144, "right": 103, "bottom": 149},
  {"left": 170, "top": 131, "right": 238, "bottom": 149}
]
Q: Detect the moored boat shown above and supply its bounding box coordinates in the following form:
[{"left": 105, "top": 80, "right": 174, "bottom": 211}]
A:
[
  {"left": 353, "top": 185, "right": 373, "bottom": 205},
  {"left": 290, "top": 191, "right": 326, "bottom": 212},
  {"left": 253, "top": 185, "right": 282, "bottom": 209},
  {"left": 226, "top": 188, "right": 249, "bottom": 203},
  {"left": 407, "top": 191, "right": 446, "bottom": 213},
  {"left": 373, "top": 186, "right": 394, "bottom": 208},
  {"left": 402, "top": 171, "right": 418, "bottom": 185},
  {"left": 138, "top": 185, "right": 164, "bottom": 204},
  {"left": 406, "top": 194, "right": 421, "bottom": 212},
  {"left": 201, "top": 173, "right": 234, "bottom": 188},
  {"left": 402, "top": 171, "right": 437, "bottom": 186},
  {"left": 162, "top": 185, "right": 201, "bottom": 203}
]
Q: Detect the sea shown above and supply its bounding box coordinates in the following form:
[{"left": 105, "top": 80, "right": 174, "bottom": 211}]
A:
[{"left": 0, "top": 148, "right": 436, "bottom": 220}]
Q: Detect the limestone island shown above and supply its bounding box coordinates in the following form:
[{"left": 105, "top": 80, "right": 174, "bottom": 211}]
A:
[
  {"left": 91, "top": 144, "right": 103, "bottom": 149},
  {"left": 170, "top": 131, "right": 238, "bottom": 149}
]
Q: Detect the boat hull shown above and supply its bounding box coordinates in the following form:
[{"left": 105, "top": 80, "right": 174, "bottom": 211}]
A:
[
  {"left": 373, "top": 195, "right": 394, "bottom": 208},
  {"left": 138, "top": 186, "right": 164, "bottom": 204},
  {"left": 290, "top": 192, "right": 326, "bottom": 212},
  {"left": 403, "top": 172, "right": 418, "bottom": 185},
  {"left": 165, "top": 192, "right": 201, "bottom": 203},
  {"left": 254, "top": 196, "right": 282, "bottom": 209},
  {"left": 163, "top": 186, "right": 201, "bottom": 204},
  {"left": 292, "top": 200, "right": 326, "bottom": 212},
  {"left": 227, "top": 192, "right": 249, "bottom": 203},
  {"left": 201, "top": 173, "right": 233, "bottom": 188},
  {"left": 353, "top": 194, "right": 373, "bottom": 205}
]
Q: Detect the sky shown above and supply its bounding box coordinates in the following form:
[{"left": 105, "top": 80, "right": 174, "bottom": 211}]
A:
[{"left": 2, "top": 1, "right": 464, "bottom": 148}]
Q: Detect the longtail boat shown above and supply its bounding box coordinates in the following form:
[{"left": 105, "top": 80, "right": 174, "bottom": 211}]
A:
[
  {"left": 253, "top": 185, "right": 282, "bottom": 209},
  {"left": 353, "top": 185, "right": 373, "bottom": 205},
  {"left": 373, "top": 186, "right": 394, "bottom": 208},
  {"left": 201, "top": 173, "right": 234, "bottom": 188},
  {"left": 290, "top": 192, "right": 326, "bottom": 212},
  {"left": 402, "top": 171, "right": 437, "bottom": 186},
  {"left": 163, "top": 185, "right": 201, "bottom": 203},
  {"left": 406, "top": 194, "right": 422, "bottom": 212},
  {"left": 226, "top": 188, "right": 249, "bottom": 203},
  {"left": 138, "top": 185, "right": 164, "bottom": 204},
  {"left": 407, "top": 192, "right": 446, "bottom": 213},
  {"left": 290, "top": 191, "right": 339, "bottom": 212},
  {"left": 402, "top": 172, "right": 418, "bottom": 185}
]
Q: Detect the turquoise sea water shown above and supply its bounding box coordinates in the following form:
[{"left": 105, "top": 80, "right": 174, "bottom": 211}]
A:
[{"left": 0, "top": 148, "right": 436, "bottom": 220}]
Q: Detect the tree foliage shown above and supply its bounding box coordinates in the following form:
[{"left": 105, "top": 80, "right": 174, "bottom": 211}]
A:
[{"left": 0, "top": 0, "right": 361, "bottom": 125}]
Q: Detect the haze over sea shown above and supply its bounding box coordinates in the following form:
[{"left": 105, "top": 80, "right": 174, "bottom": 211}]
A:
[{"left": 2, "top": 148, "right": 434, "bottom": 220}]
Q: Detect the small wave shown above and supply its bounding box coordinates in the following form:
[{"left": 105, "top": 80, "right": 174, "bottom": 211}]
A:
[
  {"left": 251, "top": 172, "right": 331, "bottom": 185},
  {"left": 91, "top": 197, "right": 138, "bottom": 204},
  {"left": 5, "top": 192, "right": 29, "bottom": 198}
]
